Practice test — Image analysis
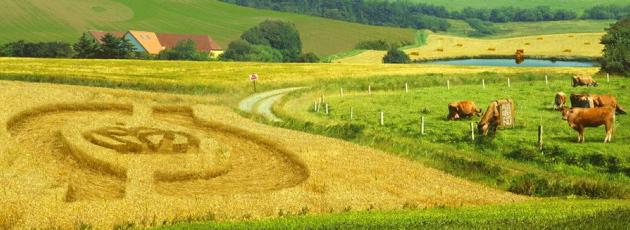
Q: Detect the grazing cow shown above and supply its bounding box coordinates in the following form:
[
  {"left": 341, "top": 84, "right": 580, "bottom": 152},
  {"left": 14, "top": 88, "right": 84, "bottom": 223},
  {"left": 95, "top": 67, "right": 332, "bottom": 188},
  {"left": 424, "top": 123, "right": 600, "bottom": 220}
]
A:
[
  {"left": 447, "top": 101, "right": 482, "bottom": 120},
  {"left": 515, "top": 49, "right": 525, "bottom": 64},
  {"left": 570, "top": 93, "right": 627, "bottom": 114},
  {"left": 572, "top": 75, "right": 598, "bottom": 87},
  {"left": 561, "top": 107, "right": 615, "bottom": 143},
  {"left": 554, "top": 92, "right": 567, "bottom": 110},
  {"left": 478, "top": 101, "right": 500, "bottom": 136}
]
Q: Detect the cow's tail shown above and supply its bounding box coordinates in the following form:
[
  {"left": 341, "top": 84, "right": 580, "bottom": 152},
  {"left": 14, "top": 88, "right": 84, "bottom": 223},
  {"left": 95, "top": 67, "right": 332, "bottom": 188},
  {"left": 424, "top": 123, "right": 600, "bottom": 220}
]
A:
[{"left": 616, "top": 105, "right": 627, "bottom": 115}]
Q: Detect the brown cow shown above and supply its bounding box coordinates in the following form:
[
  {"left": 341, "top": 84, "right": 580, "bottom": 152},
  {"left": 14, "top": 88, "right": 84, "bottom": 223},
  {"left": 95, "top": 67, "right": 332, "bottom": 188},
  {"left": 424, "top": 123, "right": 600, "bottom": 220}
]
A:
[
  {"left": 561, "top": 107, "right": 615, "bottom": 143},
  {"left": 572, "top": 75, "right": 598, "bottom": 87},
  {"left": 570, "top": 93, "right": 626, "bottom": 114},
  {"left": 554, "top": 92, "right": 567, "bottom": 110},
  {"left": 478, "top": 101, "right": 500, "bottom": 136},
  {"left": 447, "top": 101, "right": 482, "bottom": 120}
]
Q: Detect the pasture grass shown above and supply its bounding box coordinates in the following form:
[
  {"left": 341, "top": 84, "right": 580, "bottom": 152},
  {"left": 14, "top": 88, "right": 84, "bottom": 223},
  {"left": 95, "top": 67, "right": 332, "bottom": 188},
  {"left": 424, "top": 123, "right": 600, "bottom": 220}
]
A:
[
  {"left": 156, "top": 199, "right": 630, "bottom": 229},
  {"left": 277, "top": 72, "right": 630, "bottom": 198}
]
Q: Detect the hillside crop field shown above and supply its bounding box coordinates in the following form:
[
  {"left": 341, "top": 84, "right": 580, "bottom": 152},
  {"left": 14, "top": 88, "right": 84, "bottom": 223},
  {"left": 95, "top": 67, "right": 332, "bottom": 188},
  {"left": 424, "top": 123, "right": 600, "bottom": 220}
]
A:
[
  {"left": 0, "top": 58, "right": 629, "bottom": 229},
  {"left": 0, "top": 0, "right": 414, "bottom": 55},
  {"left": 337, "top": 33, "right": 604, "bottom": 64}
]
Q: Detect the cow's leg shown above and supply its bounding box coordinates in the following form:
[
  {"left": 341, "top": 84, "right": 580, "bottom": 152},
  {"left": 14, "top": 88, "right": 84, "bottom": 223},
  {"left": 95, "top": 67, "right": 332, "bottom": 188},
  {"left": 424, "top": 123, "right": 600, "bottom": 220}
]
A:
[
  {"left": 605, "top": 121, "right": 613, "bottom": 143},
  {"left": 578, "top": 127, "right": 585, "bottom": 143}
]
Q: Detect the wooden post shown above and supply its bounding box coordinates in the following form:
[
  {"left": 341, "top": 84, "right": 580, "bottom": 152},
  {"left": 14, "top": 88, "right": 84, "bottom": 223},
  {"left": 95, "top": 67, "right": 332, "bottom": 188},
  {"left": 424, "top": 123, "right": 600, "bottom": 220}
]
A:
[
  {"left": 313, "top": 101, "right": 317, "bottom": 112},
  {"left": 368, "top": 85, "right": 372, "bottom": 95},
  {"left": 405, "top": 83, "right": 409, "bottom": 93},
  {"left": 447, "top": 80, "right": 450, "bottom": 90},
  {"left": 545, "top": 75, "right": 549, "bottom": 86},
  {"left": 607, "top": 73, "right": 610, "bottom": 83},
  {"left": 508, "top": 78, "right": 511, "bottom": 88},
  {"left": 252, "top": 80, "right": 257, "bottom": 92},
  {"left": 538, "top": 125, "right": 544, "bottom": 150},
  {"left": 340, "top": 88, "right": 344, "bottom": 97},
  {"left": 380, "top": 111, "right": 384, "bottom": 126},
  {"left": 350, "top": 107, "right": 354, "bottom": 120},
  {"left": 325, "top": 104, "right": 329, "bottom": 114},
  {"left": 482, "top": 79, "right": 485, "bottom": 89},
  {"left": 421, "top": 116, "right": 425, "bottom": 135},
  {"left": 316, "top": 102, "right": 320, "bottom": 112},
  {"left": 470, "top": 122, "right": 475, "bottom": 141}
]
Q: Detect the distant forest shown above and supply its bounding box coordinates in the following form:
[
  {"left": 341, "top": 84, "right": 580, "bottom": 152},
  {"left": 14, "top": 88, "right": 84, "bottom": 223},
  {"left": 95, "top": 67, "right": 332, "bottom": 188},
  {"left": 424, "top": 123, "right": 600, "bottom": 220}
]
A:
[{"left": 221, "top": 0, "right": 630, "bottom": 32}]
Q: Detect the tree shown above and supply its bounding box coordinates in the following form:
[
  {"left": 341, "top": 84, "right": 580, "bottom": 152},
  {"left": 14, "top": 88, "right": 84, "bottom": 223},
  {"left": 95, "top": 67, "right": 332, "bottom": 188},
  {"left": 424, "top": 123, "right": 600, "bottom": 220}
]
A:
[
  {"left": 382, "top": 48, "right": 410, "bottom": 64},
  {"left": 73, "top": 33, "right": 99, "bottom": 58},
  {"left": 158, "top": 39, "right": 207, "bottom": 61},
  {"left": 296, "top": 52, "right": 320, "bottom": 63},
  {"left": 220, "top": 40, "right": 284, "bottom": 62},
  {"left": 600, "top": 17, "right": 630, "bottom": 76},
  {"left": 220, "top": 40, "right": 254, "bottom": 61},
  {"left": 241, "top": 20, "right": 302, "bottom": 62},
  {"left": 97, "top": 33, "right": 134, "bottom": 59}
]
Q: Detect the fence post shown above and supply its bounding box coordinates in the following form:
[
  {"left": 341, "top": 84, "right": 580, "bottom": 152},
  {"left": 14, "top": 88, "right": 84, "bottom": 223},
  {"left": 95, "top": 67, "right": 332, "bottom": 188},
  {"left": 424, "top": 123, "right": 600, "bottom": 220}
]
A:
[
  {"left": 380, "top": 111, "right": 384, "bottom": 126},
  {"left": 316, "top": 102, "right": 320, "bottom": 112},
  {"left": 350, "top": 107, "right": 354, "bottom": 120},
  {"left": 470, "top": 122, "right": 475, "bottom": 141},
  {"left": 405, "top": 83, "right": 409, "bottom": 93},
  {"left": 368, "top": 85, "right": 372, "bottom": 95},
  {"left": 545, "top": 75, "right": 548, "bottom": 86},
  {"left": 340, "top": 88, "right": 344, "bottom": 97},
  {"left": 508, "top": 78, "right": 511, "bottom": 88},
  {"left": 421, "top": 116, "right": 425, "bottom": 135},
  {"left": 447, "top": 80, "right": 450, "bottom": 90},
  {"left": 482, "top": 79, "right": 485, "bottom": 89},
  {"left": 538, "top": 125, "right": 544, "bottom": 151},
  {"left": 313, "top": 101, "right": 317, "bottom": 112},
  {"left": 325, "top": 104, "right": 329, "bottom": 114},
  {"left": 607, "top": 73, "right": 610, "bottom": 83}
]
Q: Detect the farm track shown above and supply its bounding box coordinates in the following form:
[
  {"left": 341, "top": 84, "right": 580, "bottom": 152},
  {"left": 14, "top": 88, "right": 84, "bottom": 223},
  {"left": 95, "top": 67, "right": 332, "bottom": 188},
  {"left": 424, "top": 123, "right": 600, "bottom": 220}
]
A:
[{"left": 238, "top": 87, "right": 307, "bottom": 121}]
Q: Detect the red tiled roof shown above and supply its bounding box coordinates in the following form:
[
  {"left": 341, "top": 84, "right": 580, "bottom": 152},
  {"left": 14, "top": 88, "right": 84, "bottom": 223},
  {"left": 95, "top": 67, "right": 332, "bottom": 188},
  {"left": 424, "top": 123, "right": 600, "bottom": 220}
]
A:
[
  {"left": 156, "top": 33, "right": 223, "bottom": 52},
  {"left": 88, "top": 31, "right": 126, "bottom": 44}
]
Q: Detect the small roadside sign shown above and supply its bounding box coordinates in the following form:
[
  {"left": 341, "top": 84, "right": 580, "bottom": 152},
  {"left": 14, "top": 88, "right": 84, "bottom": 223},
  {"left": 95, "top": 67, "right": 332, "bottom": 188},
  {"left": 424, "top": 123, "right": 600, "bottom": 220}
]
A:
[{"left": 249, "top": 73, "right": 258, "bottom": 92}]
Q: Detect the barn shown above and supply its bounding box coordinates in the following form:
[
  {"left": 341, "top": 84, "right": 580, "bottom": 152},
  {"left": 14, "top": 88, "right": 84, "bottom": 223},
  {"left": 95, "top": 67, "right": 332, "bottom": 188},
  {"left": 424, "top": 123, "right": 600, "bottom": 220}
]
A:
[{"left": 87, "top": 30, "right": 224, "bottom": 57}]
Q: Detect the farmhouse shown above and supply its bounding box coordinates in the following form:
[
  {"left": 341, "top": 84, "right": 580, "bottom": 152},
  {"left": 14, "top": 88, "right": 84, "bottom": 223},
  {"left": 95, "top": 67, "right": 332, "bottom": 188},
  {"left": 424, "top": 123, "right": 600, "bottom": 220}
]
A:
[{"left": 88, "top": 30, "right": 224, "bottom": 57}]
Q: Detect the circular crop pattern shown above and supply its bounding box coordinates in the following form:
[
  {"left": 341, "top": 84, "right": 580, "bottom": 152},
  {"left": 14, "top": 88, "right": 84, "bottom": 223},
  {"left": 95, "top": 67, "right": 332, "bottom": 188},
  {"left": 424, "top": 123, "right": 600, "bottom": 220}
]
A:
[{"left": 84, "top": 127, "right": 201, "bottom": 154}]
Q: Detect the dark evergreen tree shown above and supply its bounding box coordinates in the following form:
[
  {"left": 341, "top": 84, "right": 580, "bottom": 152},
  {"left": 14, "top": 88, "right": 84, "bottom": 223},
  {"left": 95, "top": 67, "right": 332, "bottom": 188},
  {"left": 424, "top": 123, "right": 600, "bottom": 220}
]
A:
[
  {"left": 382, "top": 48, "right": 410, "bottom": 64},
  {"left": 73, "top": 32, "right": 99, "bottom": 58},
  {"left": 97, "top": 33, "right": 134, "bottom": 59}
]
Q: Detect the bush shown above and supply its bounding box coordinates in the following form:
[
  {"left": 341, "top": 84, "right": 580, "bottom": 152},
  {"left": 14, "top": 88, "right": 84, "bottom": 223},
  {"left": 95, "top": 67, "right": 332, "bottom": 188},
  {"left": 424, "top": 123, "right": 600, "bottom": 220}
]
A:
[
  {"left": 219, "top": 40, "right": 283, "bottom": 62},
  {"left": 296, "top": 52, "right": 320, "bottom": 63},
  {"left": 0, "top": 40, "right": 74, "bottom": 58},
  {"left": 158, "top": 39, "right": 208, "bottom": 61},
  {"left": 382, "top": 49, "right": 410, "bottom": 64},
  {"left": 600, "top": 17, "right": 630, "bottom": 76},
  {"left": 241, "top": 20, "right": 302, "bottom": 62}
]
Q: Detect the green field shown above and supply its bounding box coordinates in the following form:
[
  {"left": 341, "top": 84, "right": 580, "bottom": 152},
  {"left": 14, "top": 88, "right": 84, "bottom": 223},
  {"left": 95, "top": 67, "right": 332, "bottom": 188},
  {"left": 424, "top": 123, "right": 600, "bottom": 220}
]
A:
[
  {"left": 0, "top": 0, "right": 414, "bottom": 55},
  {"left": 277, "top": 73, "right": 630, "bottom": 198},
  {"left": 395, "top": 0, "right": 629, "bottom": 11},
  {"left": 157, "top": 200, "right": 630, "bottom": 229}
]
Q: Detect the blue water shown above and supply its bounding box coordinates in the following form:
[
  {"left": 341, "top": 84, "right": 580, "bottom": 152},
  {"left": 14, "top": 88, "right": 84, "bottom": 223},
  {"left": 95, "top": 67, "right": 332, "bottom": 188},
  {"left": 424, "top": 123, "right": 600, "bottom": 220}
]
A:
[{"left": 422, "top": 59, "right": 596, "bottom": 67}]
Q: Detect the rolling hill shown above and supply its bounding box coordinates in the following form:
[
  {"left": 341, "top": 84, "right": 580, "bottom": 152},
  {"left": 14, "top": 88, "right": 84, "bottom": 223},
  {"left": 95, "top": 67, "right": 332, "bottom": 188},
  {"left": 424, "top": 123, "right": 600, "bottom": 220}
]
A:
[
  {"left": 395, "top": 0, "right": 628, "bottom": 11},
  {"left": 0, "top": 0, "right": 414, "bottom": 55}
]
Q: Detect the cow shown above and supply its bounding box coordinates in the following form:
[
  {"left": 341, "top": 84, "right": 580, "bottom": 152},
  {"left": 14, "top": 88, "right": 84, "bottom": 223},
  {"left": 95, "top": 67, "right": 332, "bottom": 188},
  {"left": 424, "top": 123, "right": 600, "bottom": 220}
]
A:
[
  {"left": 447, "top": 101, "right": 482, "bottom": 120},
  {"left": 561, "top": 107, "right": 615, "bottom": 143},
  {"left": 554, "top": 92, "right": 567, "bottom": 110},
  {"left": 572, "top": 75, "right": 598, "bottom": 87},
  {"left": 478, "top": 101, "right": 500, "bottom": 136},
  {"left": 592, "top": 94, "right": 627, "bottom": 114},
  {"left": 570, "top": 93, "right": 627, "bottom": 114}
]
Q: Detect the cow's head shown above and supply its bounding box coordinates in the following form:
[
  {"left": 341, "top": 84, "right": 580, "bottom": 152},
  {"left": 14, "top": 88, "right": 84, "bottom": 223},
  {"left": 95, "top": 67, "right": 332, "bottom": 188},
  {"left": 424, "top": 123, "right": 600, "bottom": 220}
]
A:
[
  {"left": 593, "top": 81, "right": 599, "bottom": 87},
  {"left": 477, "top": 122, "right": 489, "bottom": 136},
  {"left": 476, "top": 109, "right": 483, "bottom": 117}
]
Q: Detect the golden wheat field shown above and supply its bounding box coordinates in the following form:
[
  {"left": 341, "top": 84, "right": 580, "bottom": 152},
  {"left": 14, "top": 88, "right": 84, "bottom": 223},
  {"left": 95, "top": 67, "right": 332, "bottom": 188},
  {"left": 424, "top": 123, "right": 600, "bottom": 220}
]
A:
[
  {"left": 0, "top": 81, "right": 530, "bottom": 229},
  {"left": 337, "top": 33, "right": 604, "bottom": 64}
]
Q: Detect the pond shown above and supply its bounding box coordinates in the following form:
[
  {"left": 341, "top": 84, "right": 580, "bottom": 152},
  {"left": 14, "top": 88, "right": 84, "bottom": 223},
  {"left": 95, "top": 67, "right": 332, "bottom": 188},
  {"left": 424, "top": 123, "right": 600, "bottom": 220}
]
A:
[{"left": 421, "top": 58, "right": 596, "bottom": 67}]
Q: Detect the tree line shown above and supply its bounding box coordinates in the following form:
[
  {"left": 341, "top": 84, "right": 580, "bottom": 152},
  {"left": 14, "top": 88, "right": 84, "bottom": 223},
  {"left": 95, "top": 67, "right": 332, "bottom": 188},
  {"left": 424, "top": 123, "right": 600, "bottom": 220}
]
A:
[
  {"left": 221, "top": 0, "right": 630, "bottom": 31},
  {"left": 0, "top": 33, "right": 209, "bottom": 61}
]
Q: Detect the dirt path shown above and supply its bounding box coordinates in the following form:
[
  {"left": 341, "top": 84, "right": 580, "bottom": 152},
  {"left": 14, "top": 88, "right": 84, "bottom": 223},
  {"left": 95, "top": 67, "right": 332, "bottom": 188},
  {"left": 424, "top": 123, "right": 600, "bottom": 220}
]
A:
[{"left": 238, "top": 87, "right": 306, "bottom": 122}]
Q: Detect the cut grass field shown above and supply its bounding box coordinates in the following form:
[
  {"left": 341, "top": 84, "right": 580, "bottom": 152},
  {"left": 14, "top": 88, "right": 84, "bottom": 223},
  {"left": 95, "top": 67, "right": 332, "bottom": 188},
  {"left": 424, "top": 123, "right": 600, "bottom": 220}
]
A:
[
  {"left": 0, "top": 0, "right": 414, "bottom": 55},
  {"left": 0, "top": 57, "right": 627, "bottom": 229},
  {"left": 336, "top": 32, "right": 604, "bottom": 64},
  {"left": 444, "top": 19, "right": 615, "bottom": 38}
]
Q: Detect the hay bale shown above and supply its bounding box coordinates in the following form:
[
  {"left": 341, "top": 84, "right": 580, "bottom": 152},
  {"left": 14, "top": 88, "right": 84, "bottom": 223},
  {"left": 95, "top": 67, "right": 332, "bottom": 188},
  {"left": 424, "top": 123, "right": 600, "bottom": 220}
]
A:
[
  {"left": 584, "top": 42, "right": 591, "bottom": 45},
  {"left": 568, "top": 35, "right": 575, "bottom": 38},
  {"left": 436, "top": 48, "right": 444, "bottom": 52},
  {"left": 410, "top": 51, "right": 419, "bottom": 56},
  {"left": 563, "top": 49, "right": 572, "bottom": 53},
  {"left": 524, "top": 42, "right": 530, "bottom": 45},
  {"left": 537, "top": 37, "right": 544, "bottom": 40},
  {"left": 456, "top": 43, "right": 463, "bottom": 47},
  {"left": 488, "top": 48, "right": 496, "bottom": 51}
]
